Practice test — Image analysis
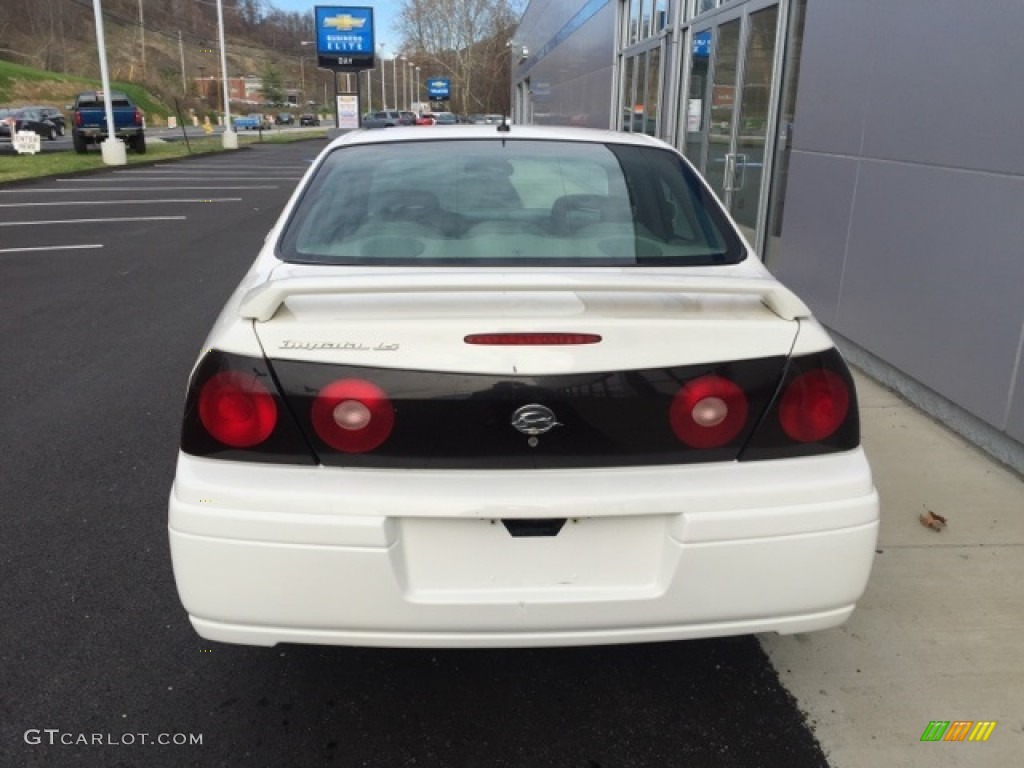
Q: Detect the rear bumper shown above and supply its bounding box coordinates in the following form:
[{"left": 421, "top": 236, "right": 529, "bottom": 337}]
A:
[
  {"left": 168, "top": 450, "right": 879, "bottom": 648},
  {"left": 75, "top": 127, "right": 143, "bottom": 139}
]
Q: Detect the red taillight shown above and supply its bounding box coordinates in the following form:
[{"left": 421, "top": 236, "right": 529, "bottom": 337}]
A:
[
  {"left": 669, "top": 375, "right": 748, "bottom": 449},
  {"left": 135, "top": 109, "right": 143, "bottom": 126},
  {"left": 311, "top": 379, "right": 395, "bottom": 453},
  {"left": 464, "top": 333, "right": 602, "bottom": 345},
  {"left": 74, "top": 111, "right": 82, "bottom": 126},
  {"left": 198, "top": 371, "right": 278, "bottom": 448},
  {"left": 778, "top": 370, "right": 850, "bottom": 442}
]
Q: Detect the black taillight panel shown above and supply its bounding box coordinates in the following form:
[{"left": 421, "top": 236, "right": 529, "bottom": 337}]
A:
[
  {"left": 738, "top": 347, "right": 860, "bottom": 462},
  {"left": 268, "top": 356, "right": 788, "bottom": 469},
  {"left": 179, "top": 350, "right": 316, "bottom": 464}
]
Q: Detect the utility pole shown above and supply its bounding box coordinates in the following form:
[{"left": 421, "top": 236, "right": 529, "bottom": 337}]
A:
[
  {"left": 137, "top": 0, "right": 146, "bottom": 81},
  {"left": 178, "top": 31, "right": 186, "bottom": 93}
]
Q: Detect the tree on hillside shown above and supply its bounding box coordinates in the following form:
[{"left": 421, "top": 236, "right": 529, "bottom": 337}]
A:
[
  {"left": 260, "top": 64, "right": 284, "bottom": 106},
  {"left": 397, "top": 0, "right": 519, "bottom": 114}
]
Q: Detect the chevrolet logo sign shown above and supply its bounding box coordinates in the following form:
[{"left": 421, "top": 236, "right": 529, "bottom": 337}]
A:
[{"left": 324, "top": 14, "right": 366, "bottom": 31}]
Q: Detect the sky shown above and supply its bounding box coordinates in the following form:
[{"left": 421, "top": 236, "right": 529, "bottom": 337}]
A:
[{"left": 269, "top": 1, "right": 405, "bottom": 54}]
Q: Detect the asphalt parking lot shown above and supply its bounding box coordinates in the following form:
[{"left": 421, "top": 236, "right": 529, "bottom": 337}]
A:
[{"left": 1, "top": 141, "right": 1021, "bottom": 767}]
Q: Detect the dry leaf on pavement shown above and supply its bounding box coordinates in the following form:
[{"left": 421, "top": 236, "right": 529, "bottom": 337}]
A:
[{"left": 919, "top": 509, "right": 948, "bottom": 532}]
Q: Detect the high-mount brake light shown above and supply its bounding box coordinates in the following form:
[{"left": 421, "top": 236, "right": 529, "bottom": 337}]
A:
[
  {"left": 464, "top": 333, "right": 602, "bottom": 346},
  {"left": 311, "top": 379, "right": 395, "bottom": 453},
  {"left": 198, "top": 371, "right": 278, "bottom": 448},
  {"left": 778, "top": 370, "right": 850, "bottom": 443},
  {"left": 669, "top": 375, "right": 749, "bottom": 449}
]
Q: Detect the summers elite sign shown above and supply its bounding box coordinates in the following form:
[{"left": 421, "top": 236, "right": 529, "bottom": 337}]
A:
[
  {"left": 315, "top": 6, "right": 375, "bottom": 71},
  {"left": 427, "top": 78, "right": 451, "bottom": 100}
]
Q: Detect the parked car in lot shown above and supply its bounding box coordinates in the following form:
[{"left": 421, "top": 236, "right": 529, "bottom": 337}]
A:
[
  {"left": 169, "top": 125, "right": 879, "bottom": 649},
  {"left": 432, "top": 111, "right": 457, "bottom": 125},
  {"left": 362, "top": 109, "right": 413, "bottom": 128},
  {"left": 299, "top": 113, "right": 320, "bottom": 126},
  {"left": 24, "top": 105, "right": 66, "bottom": 135},
  {"left": 414, "top": 112, "right": 435, "bottom": 125},
  {"left": 70, "top": 90, "right": 146, "bottom": 153},
  {"left": 0, "top": 108, "right": 60, "bottom": 141},
  {"left": 275, "top": 112, "right": 295, "bottom": 125}
]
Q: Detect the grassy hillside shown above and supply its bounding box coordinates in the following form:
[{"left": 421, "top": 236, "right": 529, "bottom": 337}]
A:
[{"left": 0, "top": 59, "right": 171, "bottom": 118}]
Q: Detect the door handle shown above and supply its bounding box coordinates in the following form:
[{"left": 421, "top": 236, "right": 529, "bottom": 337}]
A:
[
  {"left": 733, "top": 153, "right": 747, "bottom": 191},
  {"left": 724, "top": 153, "right": 737, "bottom": 191}
]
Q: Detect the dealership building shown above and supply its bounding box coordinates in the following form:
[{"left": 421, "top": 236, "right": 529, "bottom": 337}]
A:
[{"left": 511, "top": 0, "right": 1024, "bottom": 471}]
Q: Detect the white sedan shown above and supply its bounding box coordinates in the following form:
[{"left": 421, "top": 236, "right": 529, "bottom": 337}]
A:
[{"left": 168, "top": 125, "right": 879, "bottom": 648}]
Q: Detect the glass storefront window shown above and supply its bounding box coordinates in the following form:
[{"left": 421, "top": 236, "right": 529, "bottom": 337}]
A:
[
  {"left": 645, "top": 46, "right": 661, "bottom": 135},
  {"left": 683, "top": 29, "right": 710, "bottom": 164},
  {"left": 654, "top": 0, "right": 668, "bottom": 32},
  {"left": 629, "top": 0, "right": 641, "bottom": 45},
  {"left": 695, "top": 0, "right": 718, "bottom": 16},
  {"left": 633, "top": 51, "right": 648, "bottom": 132},
  {"left": 621, "top": 56, "right": 636, "bottom": 130}
]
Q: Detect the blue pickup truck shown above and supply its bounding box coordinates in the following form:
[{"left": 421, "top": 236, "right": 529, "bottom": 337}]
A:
[
  {"left": 234, "top": 113, "right": 271, "bottom": 131},
  {"left": 71, "top": 91, "right": 146, "bottom": 154}
]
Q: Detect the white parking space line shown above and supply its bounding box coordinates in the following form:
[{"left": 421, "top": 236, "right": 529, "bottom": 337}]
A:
[
  {"left": 151, "top": 164, "right": 308, "bottom": 170},
  {"left": 56, "top": 176, "right": 301, "bottom": 182},
  {"left": 0, "top": 186, "right": 278, "bottom": 193},
  {"left": 115, "top": 169, "right": 302, "bottom": 174},
  {"left": 0, "top": 199, "right": 242, "bottom": 208},
  {"left": 0, "top": 216, "right": 186, "bottom": 227},
  {"left": 0, "top": 244, "right": 103, "bottom": 254}
]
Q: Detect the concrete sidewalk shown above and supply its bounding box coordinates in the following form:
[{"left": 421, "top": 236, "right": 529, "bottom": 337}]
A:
[{"left": 761, "top": 371, "right": 1024, "bottom": 767}]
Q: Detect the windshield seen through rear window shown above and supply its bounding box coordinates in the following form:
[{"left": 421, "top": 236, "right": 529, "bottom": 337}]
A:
[{"left": 278, "top": 139, "right": 744, "bottom": 267}]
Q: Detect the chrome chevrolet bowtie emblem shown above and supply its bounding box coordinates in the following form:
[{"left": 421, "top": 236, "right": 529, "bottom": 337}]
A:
[{"left": 511, "top": 404, "right": 561, "bottom": 436}]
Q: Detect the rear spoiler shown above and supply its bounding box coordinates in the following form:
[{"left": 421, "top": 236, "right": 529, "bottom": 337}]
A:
[{"left": 238, "top": 272, "right": 812, "bottom": 323}]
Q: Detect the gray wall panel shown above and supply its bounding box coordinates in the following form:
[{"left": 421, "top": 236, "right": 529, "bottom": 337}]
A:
[
  {"left": 789, "top": 0, "right": 873, "bottom": 156},
  {"left": 834, "top": 160, "right": 1024, "bottom": 427},
  {"left": 797, "top": 0, "right": 1024, "bottom": 173},
  {"left": 771, "top": 151, "right": 858, "bottom": 325},
  {"left": 863, "top": 0, "right": 1024, "bottom": 175}
]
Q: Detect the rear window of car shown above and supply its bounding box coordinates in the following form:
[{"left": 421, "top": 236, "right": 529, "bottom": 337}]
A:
[{"left": 278, "top": 138, "right": 744, "bottom": 267}]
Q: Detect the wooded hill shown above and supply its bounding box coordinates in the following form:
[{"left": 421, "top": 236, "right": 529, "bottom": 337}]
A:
[{"left": 0, "top": 0, "right": 520, "bottom": 115}]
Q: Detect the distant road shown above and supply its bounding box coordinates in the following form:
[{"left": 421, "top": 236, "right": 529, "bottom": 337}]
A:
[{"left": 0, "top": 124, "right": 323, "bottom": 154}]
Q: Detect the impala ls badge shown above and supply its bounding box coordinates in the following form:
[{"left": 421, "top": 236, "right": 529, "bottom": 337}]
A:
[{"left": 511, "top": 404, "right": 561, "bottom": 441}]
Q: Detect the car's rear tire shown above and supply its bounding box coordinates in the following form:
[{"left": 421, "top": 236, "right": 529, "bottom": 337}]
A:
[
  {"left": 131, "top": 133, "right": 146, "bottom": 154},
  {"left": 48, "top": 127, "right": 56, "bottom": 141},
  {"left": 72, "top": 132, "right": 88, "bottom": 154}
]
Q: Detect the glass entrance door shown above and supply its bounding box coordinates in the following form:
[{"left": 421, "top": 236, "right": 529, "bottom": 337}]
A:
[{"left": 685, "top": 2, "right": 782, "bottom": 248}]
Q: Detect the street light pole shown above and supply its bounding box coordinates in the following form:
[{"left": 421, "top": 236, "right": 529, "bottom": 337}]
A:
[
  {"left": 90, "top": 0, "right": 126, "bottom": 165},
  {"left": 415, "top": 66, "right": 421, "bottom": 111},
  {"left": 216, "top": 0, "right": 237, "bottom": 148},
  {"left": 377, "top": 44, "right": 386, "bottom": 109},
  {"left": 299, "top": 41, "right": 314, "bottom": 105}
]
